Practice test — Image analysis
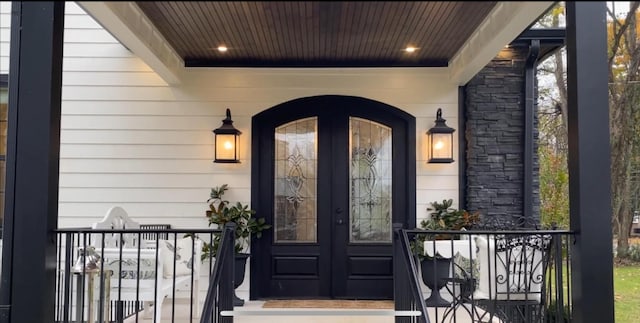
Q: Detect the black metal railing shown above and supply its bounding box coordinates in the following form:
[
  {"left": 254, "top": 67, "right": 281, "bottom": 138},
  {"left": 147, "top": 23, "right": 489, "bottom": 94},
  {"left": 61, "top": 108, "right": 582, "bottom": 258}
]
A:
[
  {"left": 108, "top": 224, "right": 172, "bottom": 320},
  {"left": 397, "top": 227, "right": 575, "bottom": 323},
  {"left": 54, "top": 227, "right": 223, "bottom": 323},
  {"left": 200, "top": 223, "right": 235, "bottom": 323},
  {"left": 394, "top": 223, "right": 431, "bottom": 323}
]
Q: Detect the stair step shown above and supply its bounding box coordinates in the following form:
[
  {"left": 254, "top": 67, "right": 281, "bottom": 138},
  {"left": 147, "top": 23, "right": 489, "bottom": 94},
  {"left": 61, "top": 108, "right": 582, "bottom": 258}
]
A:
[{"left": 221, "top": 309, "right": 421, "bottom": 317}]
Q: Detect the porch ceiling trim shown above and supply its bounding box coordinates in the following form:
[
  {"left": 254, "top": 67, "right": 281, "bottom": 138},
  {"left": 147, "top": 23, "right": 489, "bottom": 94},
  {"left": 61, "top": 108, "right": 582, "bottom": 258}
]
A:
[
  {"left": 76, "top": 1, "right": 183, "bottom": 85},
  {"left": 77, "top": 1, "right": 554, "bottom": 86},
  {"left": 449, "top": 1, "right": 555, "bottom": 85}
]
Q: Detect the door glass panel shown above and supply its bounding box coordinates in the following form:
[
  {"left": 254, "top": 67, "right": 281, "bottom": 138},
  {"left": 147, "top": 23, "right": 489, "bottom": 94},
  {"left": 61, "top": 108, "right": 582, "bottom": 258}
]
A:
[
  {"left": 349, "top": 117, "right": 392, "bottom": 243},
  {"left": 274, "top": 117, "right": 318, "bottom": 243}
]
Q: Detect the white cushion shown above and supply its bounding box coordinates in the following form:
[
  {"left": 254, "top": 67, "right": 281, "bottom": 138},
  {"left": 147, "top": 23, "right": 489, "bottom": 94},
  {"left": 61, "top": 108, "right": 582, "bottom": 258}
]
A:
[
  {"left": 473, "top": 235, "right": 545, "bottom": 302},
  {"left": 159, "top": 238, "right": 195, "bottom": 278},
  {"left": 473, "top": 235, "right": 492, "bottom": 300}
]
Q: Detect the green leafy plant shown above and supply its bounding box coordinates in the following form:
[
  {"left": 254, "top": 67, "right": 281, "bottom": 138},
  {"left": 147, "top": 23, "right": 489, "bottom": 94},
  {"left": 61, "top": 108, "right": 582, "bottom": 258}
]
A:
[
  {"left": 412, "top": 199, "right": 480, "bottom": 261},
  {"left": 200, "top": 184, "right": 271, "bottom": 260},
  {"left": 421, "top": 199, "right": 480, "bottom": 232}
]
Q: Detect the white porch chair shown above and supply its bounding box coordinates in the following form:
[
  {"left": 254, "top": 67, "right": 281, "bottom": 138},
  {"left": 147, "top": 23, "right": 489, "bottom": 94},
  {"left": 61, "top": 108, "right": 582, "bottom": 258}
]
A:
[
  {"left": 471, "top": 233, "right": 553, "bottom": 323},
  {"left": 91, "top": 206, "right": 202, "bottom": 322}
]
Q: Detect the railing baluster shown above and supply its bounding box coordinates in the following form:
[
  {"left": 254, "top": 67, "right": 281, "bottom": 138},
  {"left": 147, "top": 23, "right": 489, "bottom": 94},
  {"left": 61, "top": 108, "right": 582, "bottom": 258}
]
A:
[{"left": 62, "top": 232, "right": 73, "bottom": 323}]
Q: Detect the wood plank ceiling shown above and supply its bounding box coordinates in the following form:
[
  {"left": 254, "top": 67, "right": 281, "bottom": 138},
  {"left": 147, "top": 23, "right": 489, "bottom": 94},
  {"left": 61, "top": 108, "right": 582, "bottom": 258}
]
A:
[{"left": 136, "top": 1, "right": 498, "bottom": 67}]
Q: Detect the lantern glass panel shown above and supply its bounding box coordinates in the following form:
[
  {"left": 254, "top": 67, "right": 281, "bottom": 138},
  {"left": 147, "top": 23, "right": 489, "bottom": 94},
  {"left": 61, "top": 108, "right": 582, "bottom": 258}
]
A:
[
  {"left": 216, "top": 133, "right": 238, "bottom": 161},
  {"left": 431, "top": 133, "right": 452, "bottom": 160}
]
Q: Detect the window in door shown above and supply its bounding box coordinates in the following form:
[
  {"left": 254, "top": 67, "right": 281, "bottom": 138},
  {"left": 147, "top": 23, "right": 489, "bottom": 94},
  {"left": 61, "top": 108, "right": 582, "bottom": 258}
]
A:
[
  {"left": 349, "top": 117, "right": 392, "bottom": 243},
  {"left": 274, "top": 117, "right": 318, "bottom": 243}
]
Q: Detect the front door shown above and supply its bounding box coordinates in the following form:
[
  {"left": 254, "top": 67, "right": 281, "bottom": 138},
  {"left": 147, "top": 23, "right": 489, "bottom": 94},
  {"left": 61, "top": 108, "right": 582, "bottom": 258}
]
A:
[{"left": 251, "top": 95, "right": 416, "bottom": 300}]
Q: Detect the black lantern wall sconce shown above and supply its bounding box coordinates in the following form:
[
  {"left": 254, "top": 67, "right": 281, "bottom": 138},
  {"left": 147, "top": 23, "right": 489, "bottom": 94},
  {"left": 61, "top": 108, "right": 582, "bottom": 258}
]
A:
[
  {"left": 213, "top": 108, "right": 241, "bottom": 163},
  {"left": 426, "top": 108, "right": 455, "bottom": 163}
]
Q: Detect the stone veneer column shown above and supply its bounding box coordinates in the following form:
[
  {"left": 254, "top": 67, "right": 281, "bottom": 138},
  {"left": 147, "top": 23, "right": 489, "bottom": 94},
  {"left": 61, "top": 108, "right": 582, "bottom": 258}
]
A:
[{"left": 464, "top": 46, "right": 540, "bottom": 226}]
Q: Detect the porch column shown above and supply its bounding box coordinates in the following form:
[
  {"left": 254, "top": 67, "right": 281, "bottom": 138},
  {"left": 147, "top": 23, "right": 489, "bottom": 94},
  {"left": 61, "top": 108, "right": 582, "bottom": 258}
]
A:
[
  {"left": 566, "top": 2, "right": 614, "bottom": 323},
  {"left": 0, "top": 2, "right": 65, "bottom": 323}
]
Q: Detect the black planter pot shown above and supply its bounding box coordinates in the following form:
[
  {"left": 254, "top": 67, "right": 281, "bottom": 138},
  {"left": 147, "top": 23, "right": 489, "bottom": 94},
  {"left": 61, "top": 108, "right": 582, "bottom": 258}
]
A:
[
  {"left": 420, "top": 257, "right": 452, "bottom": 307},
  {"left": 234, "top": 253, "right": 250, "bottom": 306}
]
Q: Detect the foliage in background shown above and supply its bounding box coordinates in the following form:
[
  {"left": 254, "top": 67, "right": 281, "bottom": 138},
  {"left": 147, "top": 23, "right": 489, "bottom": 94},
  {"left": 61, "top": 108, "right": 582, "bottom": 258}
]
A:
[
  {"left": 538, "top": 116, "right": 570, "bottom": 229},
  {"left": 618, "top": 243, "right": 640, "bottom": 262},
  {"left": 606, "top": 2, "right": 640, "bottom": 255},
  {"left": 536, "top": 2, "right": 640, "bottom": 256},
  {"left": 534, "top": 5, "right": 640, "bottom": 321},
  {"left": 535, "top": 3, "right": 571, "bottom": 231}
]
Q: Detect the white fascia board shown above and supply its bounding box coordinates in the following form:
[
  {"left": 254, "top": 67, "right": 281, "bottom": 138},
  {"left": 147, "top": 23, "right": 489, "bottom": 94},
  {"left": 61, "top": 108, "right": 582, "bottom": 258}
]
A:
[
  {"left": 77, "top": 1, "right": 183, "bottom": 85},
  {"left": 449, "top": 1, "right": 555, "bottom": 86}
]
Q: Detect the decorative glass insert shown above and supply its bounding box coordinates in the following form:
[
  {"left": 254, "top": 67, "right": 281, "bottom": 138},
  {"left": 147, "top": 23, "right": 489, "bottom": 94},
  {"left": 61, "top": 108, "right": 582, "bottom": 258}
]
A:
[
  {"left": 349, "top": 117, "right": 392, "bottom": 243},
  {"left": 274, "top": 117, "right": 318, "bottom": 243}
]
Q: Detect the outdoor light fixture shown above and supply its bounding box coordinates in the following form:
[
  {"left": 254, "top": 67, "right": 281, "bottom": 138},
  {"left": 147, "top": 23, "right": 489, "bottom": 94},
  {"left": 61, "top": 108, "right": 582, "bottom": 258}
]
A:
[
  {"left": 427, "top": 108, "right": 455, "bottom": 163},
  {"left": 213, "top": 108, "right": 241, "bottom": 163}
]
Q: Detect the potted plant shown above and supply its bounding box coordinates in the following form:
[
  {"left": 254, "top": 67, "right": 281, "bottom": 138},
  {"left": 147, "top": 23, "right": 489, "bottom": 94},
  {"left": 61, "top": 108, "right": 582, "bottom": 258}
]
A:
[
  {"left": 412, "top": 199, "right": 480, "bottom": 258},
  {"left": 422, "top": 199, "right": 480, "bottom": 236},
  {"left": 203, "top": 184, "right": 271, "bottom": 306},
  {"left": 413, "top": 199, "right": 480, "bottom": 307}
]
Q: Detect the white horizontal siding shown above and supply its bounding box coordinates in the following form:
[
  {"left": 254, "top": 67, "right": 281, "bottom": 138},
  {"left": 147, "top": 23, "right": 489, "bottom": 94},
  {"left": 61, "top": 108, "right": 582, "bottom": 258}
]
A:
[
  {"left": 58, "top": 202, "right": 209, "bottom": 220},
  {"left": 63, "top": 71, "right": 165, "bottom": 86},
  {"left": 0, "top": 57, "right": 8, "bottom": 72},
  {"left": 63, "top": 12, "right": 105, "bottom": 29},
  {"left": 59, "top": 187, "right": 251, "bottom": 204},
  {"left": 63, "top": 28, "right": 119, "bottom": 43},
  {"left": 60, "top": 144, "right": 213, "bottom": 159},
  {"left": 59, "top": 159, "right": 247, "bottom": 174},
  {"left": 0, "top": 1, "right": 10, "bottom": 74},
  {"left": 2, "top": 2, "right": 461, "bottom": 232},
  {"left": 59, "top": 173, "right": 251, "bottom": 188},
  {"left": 0, "top": 2, "right": 9, "bottom": 27},
  {"left": 61, "top": 115, "right": 250, "bottom": 130},
  {"left": 63, "top": 57, "right": 153, "bottom": 72},
  {"left": 61, "top": 101, "right": 292, "bottom": 116},
  {"left": 62, "top": 44, "right": 135, "bottom": 58},
  {"left": 60, "top": 129, "right": 209, "bottom": 144}
]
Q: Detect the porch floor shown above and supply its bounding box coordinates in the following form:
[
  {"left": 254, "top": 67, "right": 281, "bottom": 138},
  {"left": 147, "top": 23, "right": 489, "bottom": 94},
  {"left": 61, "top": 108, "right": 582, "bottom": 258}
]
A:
[{"left": 122, "top": 299, "right": 482, "bottom": 323}]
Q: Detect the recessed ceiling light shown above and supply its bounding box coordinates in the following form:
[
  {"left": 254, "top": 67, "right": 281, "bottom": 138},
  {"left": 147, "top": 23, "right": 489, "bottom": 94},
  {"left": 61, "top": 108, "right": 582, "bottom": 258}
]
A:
[
  {"left": 404, "top": 46, "right": 418, "bottom": 53},
  {"left": 217, "top": 45, "right": 228, "bottom": 53}
]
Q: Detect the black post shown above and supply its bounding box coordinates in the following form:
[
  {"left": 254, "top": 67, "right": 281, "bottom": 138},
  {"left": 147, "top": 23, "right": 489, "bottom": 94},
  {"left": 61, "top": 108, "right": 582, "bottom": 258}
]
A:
[
  {"left": 524, "top": 39, "right": 540, "bottom": 225},
  {"left": 219, "top": 223, "right": 234, "bottom": 323},
  {"left": 393, "top": 223, "right": 411, "bottom": 323},
  {"left": 566, "top": 2, "right": 614, "bottom": 323},
  {"left": 458, "top": 87, "right": 467, "bottom": 210},
  {"left": 0, "top": 2, "right": 65, "bottom": 323},
  {"left": 62, "top": 233, "right": 73, "bottom": 322}
]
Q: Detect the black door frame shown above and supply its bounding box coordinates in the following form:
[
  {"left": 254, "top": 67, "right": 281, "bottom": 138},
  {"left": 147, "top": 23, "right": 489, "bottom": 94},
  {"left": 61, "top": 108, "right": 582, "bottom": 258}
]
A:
[{"left": 250, "top": 95, "right": 416, "bottom": 300}]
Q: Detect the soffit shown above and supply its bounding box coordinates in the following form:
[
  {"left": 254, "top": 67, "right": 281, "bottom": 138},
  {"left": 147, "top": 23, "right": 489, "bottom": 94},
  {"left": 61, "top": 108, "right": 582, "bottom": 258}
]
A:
[{"left": 135, "top": 1, "right": 498, "bottom": 67}]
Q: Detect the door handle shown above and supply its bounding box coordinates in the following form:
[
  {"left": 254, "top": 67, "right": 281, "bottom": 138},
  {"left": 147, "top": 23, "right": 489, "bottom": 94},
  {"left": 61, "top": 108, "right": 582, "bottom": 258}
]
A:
[{"left": 336, "top": 208, "right": 344, "bottom": 224}]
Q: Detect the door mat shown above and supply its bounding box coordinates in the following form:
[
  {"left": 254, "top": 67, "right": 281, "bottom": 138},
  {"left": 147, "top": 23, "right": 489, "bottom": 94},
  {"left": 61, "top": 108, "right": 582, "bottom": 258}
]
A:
[{"left": 262, "top": 299, "right": 394, "bottom": 309}]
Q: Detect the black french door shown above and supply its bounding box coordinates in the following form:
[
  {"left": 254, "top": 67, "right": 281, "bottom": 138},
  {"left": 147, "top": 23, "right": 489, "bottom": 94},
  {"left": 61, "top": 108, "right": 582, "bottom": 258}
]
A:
[{"left": 250, "top": 95, "right": 415, "bottom": 299}]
